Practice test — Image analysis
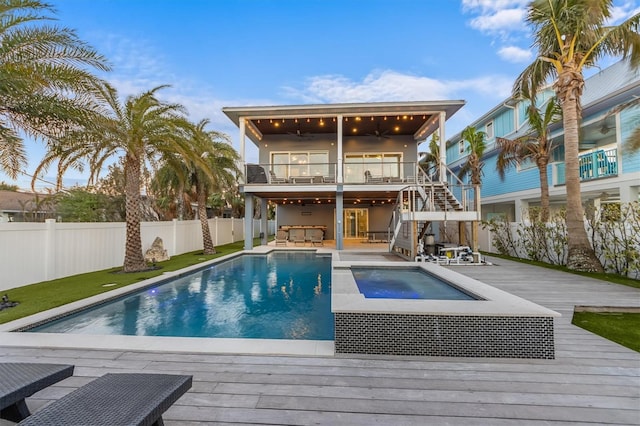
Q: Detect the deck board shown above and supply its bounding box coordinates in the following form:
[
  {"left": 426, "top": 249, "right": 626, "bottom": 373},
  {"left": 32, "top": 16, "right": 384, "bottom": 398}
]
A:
[{"left": 1, "top": 255, "right": 639, "bottom": 425}]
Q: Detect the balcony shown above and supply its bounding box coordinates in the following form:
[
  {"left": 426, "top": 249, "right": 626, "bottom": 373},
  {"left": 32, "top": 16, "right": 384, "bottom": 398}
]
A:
[
  {"left": 245, "top": 162, "right": 421, "bottom": 185},
  {"left": 554, "top": 148, "right": 618, "bottom": 185}
]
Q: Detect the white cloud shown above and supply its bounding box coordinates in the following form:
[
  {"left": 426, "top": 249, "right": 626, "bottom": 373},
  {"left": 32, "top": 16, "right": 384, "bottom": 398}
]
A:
[
  {"left": 608, "top": 1, "right": 640, "bottom": 24},
  {"left": 468, "top": 8, "right": 526, "bottom": 33},
  {"left": 283, "top": 70, "right": 513, "bottom": 105},
  {"left": 498, "top": 45, "right": 533, "bottom": 63},
  {"left": 461, "top": 0, "right": 528, "bottom": 14}
]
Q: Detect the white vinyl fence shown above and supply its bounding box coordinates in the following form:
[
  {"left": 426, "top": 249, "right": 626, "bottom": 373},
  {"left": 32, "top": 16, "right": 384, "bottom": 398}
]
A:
[{"left": 0, "top": 218, "right": 275, "bottom": 291}]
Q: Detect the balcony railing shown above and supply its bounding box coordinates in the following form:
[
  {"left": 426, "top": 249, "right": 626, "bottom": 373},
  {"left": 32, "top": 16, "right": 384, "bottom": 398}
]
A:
[
  {"left": 245, "top": 162, "right": 420, "bottom": 185},
  {"left": 555, "top": 148, "right": 618, "bottom": 185}
]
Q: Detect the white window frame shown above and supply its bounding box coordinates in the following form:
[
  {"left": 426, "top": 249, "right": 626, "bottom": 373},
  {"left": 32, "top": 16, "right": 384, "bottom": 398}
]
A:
[
  {"left": 270, "top": 151, "right": 329, "bottom": 178},
  {"left": 485, "top": 121, "right": 494, "bottom": 139},
  {"left": 458, "top": 140, "right": 465, "bottom": 154}
]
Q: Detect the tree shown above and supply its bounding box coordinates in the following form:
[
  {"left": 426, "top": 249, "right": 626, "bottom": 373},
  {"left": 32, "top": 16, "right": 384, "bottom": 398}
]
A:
[
  {"left": 418, "top": 133, "right": 441, "bottom": 180},
  {"left": 458, "top": 126, "right": 487, "bottom": 186},
  {"left": 55, "top": 187, "right": 122, "bottom": 222},
  {"left": 40, "top": 85, "right": 199, "bottom": 272},
  {"left": 458, "top": 126, "right": 487, "bottom": 252},
  {"left": 496, "top": 92, "right": 562, "bottom": 222},
  {"left": 514, "top": 0, "right": 640, "bottom": 272},
  {"left": 0, "top": 0, "right": 109, "bottom": 179},
  {"left": 157, "top": 119, "right": 240, "bottom": 255}
]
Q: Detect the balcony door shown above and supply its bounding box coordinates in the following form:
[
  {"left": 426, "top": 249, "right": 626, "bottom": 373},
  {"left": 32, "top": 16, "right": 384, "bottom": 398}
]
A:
[{"left": 343, "top": 208, "right": 368, "bottom": 239}]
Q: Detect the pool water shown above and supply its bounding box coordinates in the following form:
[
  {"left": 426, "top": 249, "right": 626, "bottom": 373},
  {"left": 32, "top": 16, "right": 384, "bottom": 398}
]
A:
[
  {"left": 351, "top": 267, "right": 477, "bottom": 300},
  {"left": 29, "top": 252, "right": 334, "bottom": 340}
]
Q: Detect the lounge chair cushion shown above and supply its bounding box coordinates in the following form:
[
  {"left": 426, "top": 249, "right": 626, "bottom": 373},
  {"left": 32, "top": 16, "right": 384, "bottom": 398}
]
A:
[{"left": 18, "top": 373, "right": 192, "bottom": 426}]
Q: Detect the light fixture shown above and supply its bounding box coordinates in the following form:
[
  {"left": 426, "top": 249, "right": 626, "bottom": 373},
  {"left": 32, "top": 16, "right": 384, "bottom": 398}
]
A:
[
  {"left": 274, "top": 122, "right": 280, "bottom": 127},
  {"left": 257, "top": 119, "right": 261, "bottom": 124},
  {"left": 355, "top": 117, "right": 361, "bottom": 121},
  {"left": 307, "top": 118, "right": 310, "bottom": 123},
  {"left": 352, "top": 127, "right": 358, "bottom": 133},
  {"left": 394, "top": 126, "right": 400, "bottom": 131},
  {"left": 294, "top": 118, "right": 298, "bottom": 123}
]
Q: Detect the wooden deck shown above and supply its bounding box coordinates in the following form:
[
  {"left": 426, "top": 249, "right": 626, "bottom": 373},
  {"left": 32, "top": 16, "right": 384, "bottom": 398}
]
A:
[{"left": 1, "top": 255, "right": 639, "bottom": 425}]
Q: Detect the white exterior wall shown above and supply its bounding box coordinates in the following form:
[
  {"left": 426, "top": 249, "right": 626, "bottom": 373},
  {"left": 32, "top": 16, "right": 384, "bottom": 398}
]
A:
[{"left": 0, "top": 218, "right": 275, "bottom": 291}]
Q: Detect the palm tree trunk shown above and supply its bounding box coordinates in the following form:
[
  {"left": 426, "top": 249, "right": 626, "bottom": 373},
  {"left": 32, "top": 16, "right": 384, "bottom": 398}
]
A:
[
  {"left": 123, "top": 154, "right": 147, "bottom": 272},
  {"left": 538, "top": 159, "right": 550, "bottom": 222},
  {"left": 560, "top": 83, "right": 603, "bottom": 272},
  {"left": 197, "top": 186, "right": 215, "bottom": 255}
]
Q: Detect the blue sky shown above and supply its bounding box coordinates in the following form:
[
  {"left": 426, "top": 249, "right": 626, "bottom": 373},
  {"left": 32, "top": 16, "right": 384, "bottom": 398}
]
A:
[{"left": 5, "top": 0, "right": 639, "bottom": 190}]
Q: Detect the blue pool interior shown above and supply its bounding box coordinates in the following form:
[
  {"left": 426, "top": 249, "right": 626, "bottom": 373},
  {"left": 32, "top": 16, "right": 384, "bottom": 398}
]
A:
[
  {"left": 351, "top": 267, "right": 478, "bottom": 300},
  {"left": 29, "top": 251, "right": 334, "bottom": 340}
]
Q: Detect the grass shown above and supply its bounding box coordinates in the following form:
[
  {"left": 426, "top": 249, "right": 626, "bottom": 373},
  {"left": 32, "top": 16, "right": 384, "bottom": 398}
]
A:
[
  {"left": 572, "top": 311, "right": 640, "bottom": 352},
  {"left": 0, "top": 239, "right": 253, "bottom": 325},
  {"left": 484, "top": 252, "right": 640, "bottom": 289}
]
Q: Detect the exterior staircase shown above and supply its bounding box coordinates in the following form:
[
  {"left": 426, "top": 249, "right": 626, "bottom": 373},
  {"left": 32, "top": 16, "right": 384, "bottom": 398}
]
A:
[{"left": 388, "top": 168, "right": 480, "bottom": 259}]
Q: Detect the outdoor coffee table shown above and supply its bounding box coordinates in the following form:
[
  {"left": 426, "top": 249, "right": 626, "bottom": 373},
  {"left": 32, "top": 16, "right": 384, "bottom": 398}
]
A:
[{"left": 0, "top": 362, "right": 75, "bottom": 422}]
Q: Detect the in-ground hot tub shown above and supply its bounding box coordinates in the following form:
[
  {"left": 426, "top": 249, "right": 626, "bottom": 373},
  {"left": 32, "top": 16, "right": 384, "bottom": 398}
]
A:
[{"left": 332, "top": 261, "right": 560, "bottom": 359}]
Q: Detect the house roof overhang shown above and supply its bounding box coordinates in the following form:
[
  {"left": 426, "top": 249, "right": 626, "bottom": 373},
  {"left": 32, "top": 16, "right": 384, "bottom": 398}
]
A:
[{"left": 222, "top": 100, "right": 465, "bottom": 145}]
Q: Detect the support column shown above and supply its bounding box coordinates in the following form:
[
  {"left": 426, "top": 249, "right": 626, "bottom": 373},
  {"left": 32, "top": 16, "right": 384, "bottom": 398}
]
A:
[
  {"left": 337, "top": 114, "right": 343, "bottom": 183},
  {"left": 244, "top": 194, "right": 253, "bottom": 250},
  {"left": 514, "top": 199, "right": 528, "bottom": 223},
  {"left": 260, "top": 198, "right": 268, "bottom": 246},
  {"left": 336, "top": 189, "right": 343, "bottom": 250},
  {"left": 238, "top": 118, "right": 246, "bottom": 184},
  {"left": 438, "top": 112, "right": 447, "bottom": 183}
]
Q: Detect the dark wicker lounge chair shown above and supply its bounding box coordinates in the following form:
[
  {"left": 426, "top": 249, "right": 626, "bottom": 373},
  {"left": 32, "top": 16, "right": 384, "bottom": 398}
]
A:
[
  {"left": 1, "top": 363, "right": 74, "bottom": 422},
  {"left": 18, "top": 373, "right": 192, "bottom": 426}
]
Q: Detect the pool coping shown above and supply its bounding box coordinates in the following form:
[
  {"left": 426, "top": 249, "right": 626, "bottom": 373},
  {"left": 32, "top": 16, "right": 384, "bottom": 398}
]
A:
[
  {"left": 0, "top": 247, "right": 336, "bottom": 356},
  {"left": 332, "top": 260, "right": 561, "bottom": 317}
]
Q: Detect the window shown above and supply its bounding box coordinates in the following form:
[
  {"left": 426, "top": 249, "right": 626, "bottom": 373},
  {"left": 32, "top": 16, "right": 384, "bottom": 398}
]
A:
[
  {"left": 344, "top": 153, "right": 402, "bottom": 183},
  {"left": 270, "top": 151, "right": 329, "bottom": 178},
  {"left": 485, "top": 121, "right": 494, "bottom": 139},
  {"left": 458, "top": 140, "right": 465, "bottom": 154}
]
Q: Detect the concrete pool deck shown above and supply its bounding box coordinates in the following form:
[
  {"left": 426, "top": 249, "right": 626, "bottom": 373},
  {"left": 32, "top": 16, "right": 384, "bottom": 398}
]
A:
[{"left": 0, "top": 250, "right": 639, "bottom": 424}]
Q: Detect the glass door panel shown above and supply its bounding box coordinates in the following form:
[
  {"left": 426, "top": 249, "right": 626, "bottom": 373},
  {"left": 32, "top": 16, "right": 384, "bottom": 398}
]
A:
[{"left": 344, "top": 208, "right": 368, "bottom": 239}]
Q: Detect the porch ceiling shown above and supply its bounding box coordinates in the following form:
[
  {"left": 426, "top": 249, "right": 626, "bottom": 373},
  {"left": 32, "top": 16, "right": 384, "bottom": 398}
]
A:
[
  {"left": 248, "top": 189, "right": 400, "bottom": 206},
  {"left": 223, "top": 100, "right": 465, "bottom": 142}
]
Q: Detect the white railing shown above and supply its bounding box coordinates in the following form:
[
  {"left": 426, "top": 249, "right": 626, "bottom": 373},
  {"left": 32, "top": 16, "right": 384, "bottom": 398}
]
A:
[{"left": 0, "top": 218, "right": 275, "bottom": 291}]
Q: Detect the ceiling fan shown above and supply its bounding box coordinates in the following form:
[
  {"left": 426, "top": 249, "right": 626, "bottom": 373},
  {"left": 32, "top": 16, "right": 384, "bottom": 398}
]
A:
[
  {"left": 288, "top": 124, "right": 313, "bottom": 139},
  {"left": 366, "top": 121, "right": 391, "bottom": 139}
]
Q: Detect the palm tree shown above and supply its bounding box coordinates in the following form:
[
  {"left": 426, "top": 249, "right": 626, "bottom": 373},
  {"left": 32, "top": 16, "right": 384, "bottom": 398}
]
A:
[
  {"left": 459, "top": 126, "right": 486, "bottom": 186},
  {"left": 514, "top": 0, "right": 640, "bottom": 272},
  {"left": 418, "top": 133, "right": 440, "bottom": 180},
  {"left": 0, "top": 0, "right": 109, "bottom": 179},
  {"left": 458, "top": 126, "right": 486, "bottom": 252},
  {"left": 39, "top": 85, "right": 198, "bottom": 272},
  {"left": 189, "top": 121, "right": 239, "bottom": 254},
  {"left": 496, "top": 93, "right": 562, "bottom": 222},
  {"left": 156, "top": 120, "right": 239, "bottom": 255}
]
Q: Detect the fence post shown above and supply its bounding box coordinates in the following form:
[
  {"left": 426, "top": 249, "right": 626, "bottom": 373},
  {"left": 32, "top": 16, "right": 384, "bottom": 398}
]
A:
[
  {"left": 172, "top": 218, "right": 178, "bottom": 256},
  {"left": 214, "top": 217, "right": 219, "bottom": 246},
  {"left": 44, "top": 218, "right": 56, "bottom": 281}
]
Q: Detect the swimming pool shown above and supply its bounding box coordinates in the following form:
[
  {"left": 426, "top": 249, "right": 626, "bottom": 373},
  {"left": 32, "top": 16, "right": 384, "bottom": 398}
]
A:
[
  {"left": 351, "top": 267, "right": 477, "bottom": 300},
  {"left": 28, "top": 251, "right": 333, "bottom": 340}
]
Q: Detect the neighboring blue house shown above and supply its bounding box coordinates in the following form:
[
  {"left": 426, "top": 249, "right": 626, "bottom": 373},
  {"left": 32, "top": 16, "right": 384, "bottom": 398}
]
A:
[{"left": 447, "top": 60, "right": 640, "bottom": 223}]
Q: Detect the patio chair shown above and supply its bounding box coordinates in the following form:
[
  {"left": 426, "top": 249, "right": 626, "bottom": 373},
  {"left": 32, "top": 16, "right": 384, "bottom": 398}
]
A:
[
  {"left": 309, "top": 229, "right": 324, "bottom": 246},
  {"left": 275, "top": 230, "right": 288, "bottom": 246},
  {"left": 17, "top": 373, "right": 192, "bottom": 426},
  {"left": 269, "top": 170, "right": 288, "bottom": 184},
  {"left": 1, "top": 363, "right": 74, "bottom": 422},
  {"left": 289, "top": 228, "right": 306, "bottom": 246}
]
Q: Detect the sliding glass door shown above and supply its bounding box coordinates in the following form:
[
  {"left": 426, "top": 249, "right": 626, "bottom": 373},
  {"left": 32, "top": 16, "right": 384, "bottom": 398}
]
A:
[{"left": 343, "top": 208, "right": 368, "bottom": 239}]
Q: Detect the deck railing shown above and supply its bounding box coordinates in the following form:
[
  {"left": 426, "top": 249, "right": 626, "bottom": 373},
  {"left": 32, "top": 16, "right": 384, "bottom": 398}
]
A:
[
  {"left": 555, "top": 148, "right": 618, "bottom": 185},
  {"left": 244, "top": 162, "right": 420, "bottom": 185}
]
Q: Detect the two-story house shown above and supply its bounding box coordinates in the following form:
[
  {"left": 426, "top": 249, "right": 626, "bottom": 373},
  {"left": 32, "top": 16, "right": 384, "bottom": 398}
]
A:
[
  {"left": 446, "top": 60, "right": 640, "bottom": 231},
  {"left": 223, "top": 101, "right": 481, "bottom": 257}
]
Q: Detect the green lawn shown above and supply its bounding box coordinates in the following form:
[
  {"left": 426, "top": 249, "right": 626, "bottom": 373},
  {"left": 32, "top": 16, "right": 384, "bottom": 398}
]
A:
[
  {"left": 572, "top": 311, "right": 640, "bottom": 352},
  {"left": 0, "top": 240, "right": 253, "bottom": 325}
]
